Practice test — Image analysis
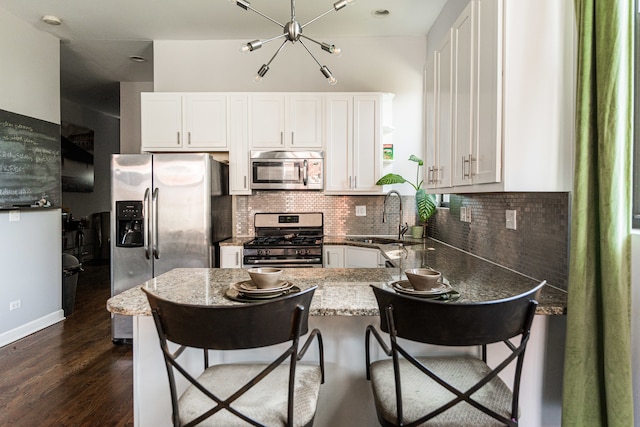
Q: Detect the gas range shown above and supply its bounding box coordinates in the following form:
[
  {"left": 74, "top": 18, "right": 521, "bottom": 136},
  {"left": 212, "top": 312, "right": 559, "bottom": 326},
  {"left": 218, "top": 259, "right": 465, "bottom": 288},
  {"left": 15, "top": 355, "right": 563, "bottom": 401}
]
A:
[{"left": 243, "top": 213, "right": 324, "bottom": 268}]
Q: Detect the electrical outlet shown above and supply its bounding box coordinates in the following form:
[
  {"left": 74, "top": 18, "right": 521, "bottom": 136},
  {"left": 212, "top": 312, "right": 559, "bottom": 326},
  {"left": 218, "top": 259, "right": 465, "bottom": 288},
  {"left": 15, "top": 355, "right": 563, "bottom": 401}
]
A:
[
  {"left": 355, "top": 206, "right": 366, "bottom": 216},
  {"left": 506, "top": 209, "right": 517, "bottom": 230},
  {"left": 460, "top": 207, "right": 471, "bottom": 223},
  {"left": 9, "top": 300, "right": 21, "bottom": 311}
]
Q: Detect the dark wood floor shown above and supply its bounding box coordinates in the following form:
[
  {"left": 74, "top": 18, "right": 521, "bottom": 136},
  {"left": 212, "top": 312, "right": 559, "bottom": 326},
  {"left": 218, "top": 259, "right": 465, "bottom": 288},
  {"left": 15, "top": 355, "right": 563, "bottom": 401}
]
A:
[{"left": 0, "top": 262, "right": 134, "bottom": 426}]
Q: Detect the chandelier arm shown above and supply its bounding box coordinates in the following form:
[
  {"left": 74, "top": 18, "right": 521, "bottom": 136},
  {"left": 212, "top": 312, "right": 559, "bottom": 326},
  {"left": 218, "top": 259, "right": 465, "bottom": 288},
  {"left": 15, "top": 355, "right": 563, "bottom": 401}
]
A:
[
  {"left": 266, "top": 39, "right": 290, "bottom": 67},
  {"left": 244, "top": 4, "right": 286, "bottom": 28},
  {"left": 301, "top": 7, "right": 337, "bottom": 29},
  {"left": 261, "top": 33, "right": 288, "bottom": 46},
  {"left": 299, "top": 34, "right": 323, "bottom": 47},
  {"left": 298, "top": 39, "right": 323, "bottom": 67}
]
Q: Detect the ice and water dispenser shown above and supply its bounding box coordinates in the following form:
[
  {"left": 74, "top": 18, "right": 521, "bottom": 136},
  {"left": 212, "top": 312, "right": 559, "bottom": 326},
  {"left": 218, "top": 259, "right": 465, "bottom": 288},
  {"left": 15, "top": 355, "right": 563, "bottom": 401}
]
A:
[{"left": 115, "top": 201, "right": 144, "bottom": 247}]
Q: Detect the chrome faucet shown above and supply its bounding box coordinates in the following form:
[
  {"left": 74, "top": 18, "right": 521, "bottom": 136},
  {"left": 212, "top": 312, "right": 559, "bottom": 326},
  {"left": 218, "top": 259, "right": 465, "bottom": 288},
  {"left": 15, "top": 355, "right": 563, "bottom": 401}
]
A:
[{"left": 383, "top": 190, "right": 408, "bottom": 241}]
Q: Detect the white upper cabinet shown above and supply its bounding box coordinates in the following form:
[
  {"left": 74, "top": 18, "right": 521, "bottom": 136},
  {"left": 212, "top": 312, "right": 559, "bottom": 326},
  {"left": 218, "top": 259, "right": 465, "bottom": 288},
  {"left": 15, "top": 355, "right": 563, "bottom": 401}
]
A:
[
  {"left": 249, "top": 94, "right": 323, "bottom": 149},
  {"left": 425, "top": 0, "right": 574, "bottom": 193},
  {"left": 451, "top": 0, "right": 501, "bottom": 187},
  {"left": 325, "top": 93, "right": 391, "bottom": 195},
  {"left": 141, "top": 93, "right": 228, "bottom": 152},
  {"left": 425, "top": 32, "right": 453, "bottom": 190},
  {"left": 228, "top": 94, "right": 251, "bottom": 195}
]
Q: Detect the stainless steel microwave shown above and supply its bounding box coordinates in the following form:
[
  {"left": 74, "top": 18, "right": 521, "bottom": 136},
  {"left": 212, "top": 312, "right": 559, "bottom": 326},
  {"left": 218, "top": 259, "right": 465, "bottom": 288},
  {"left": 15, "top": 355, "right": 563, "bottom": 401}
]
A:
[{"left": 250, "top": 151, "right": 324, "bottom": 190}]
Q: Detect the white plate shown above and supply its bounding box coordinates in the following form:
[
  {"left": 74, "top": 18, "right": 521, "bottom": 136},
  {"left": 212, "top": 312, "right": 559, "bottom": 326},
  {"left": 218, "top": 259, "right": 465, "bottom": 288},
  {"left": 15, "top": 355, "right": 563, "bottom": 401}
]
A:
[
  {"left": 391, "top": 280, "right": 452, "bottom": 296},
  {"left": 234, "top": 280, "right": 293, "bottom": 295}
]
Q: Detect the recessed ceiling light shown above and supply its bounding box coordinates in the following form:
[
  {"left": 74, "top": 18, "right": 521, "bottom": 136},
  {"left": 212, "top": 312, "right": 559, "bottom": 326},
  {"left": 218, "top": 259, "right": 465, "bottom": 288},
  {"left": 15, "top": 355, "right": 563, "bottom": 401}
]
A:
[
  {"left": 371, "top": 9, "right": 390, "bottom": 18},
  {"left": 42, "top": 15, "right": 62, "bottom": 25},
  {"left": 129, "top": 55, "right": 147, "bottom": 63}
]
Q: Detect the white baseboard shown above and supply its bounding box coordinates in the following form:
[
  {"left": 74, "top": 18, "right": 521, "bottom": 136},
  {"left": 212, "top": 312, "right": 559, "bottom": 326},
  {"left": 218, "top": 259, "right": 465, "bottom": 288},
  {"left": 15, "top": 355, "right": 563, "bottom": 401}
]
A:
[{"left": 0, "top": 310, "right": 65, "bottom": 348}]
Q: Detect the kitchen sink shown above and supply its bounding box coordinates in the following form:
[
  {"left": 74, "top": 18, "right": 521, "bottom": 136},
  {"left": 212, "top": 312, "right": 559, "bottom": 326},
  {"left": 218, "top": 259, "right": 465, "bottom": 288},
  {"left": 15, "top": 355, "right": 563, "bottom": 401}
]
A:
[{"left": 346, "top": 237, "right": 420, "bottom": 246}]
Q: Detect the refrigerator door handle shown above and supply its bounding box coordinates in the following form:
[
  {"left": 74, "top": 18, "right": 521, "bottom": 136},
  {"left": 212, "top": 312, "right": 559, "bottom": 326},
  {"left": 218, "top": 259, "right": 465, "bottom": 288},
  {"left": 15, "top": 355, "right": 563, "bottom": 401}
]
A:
[
  {"left": 143, "top": 188, "right": 151, "bottom": 259},
  {"left": 152, "top": 187, "right": 159, "bottom": 259}
]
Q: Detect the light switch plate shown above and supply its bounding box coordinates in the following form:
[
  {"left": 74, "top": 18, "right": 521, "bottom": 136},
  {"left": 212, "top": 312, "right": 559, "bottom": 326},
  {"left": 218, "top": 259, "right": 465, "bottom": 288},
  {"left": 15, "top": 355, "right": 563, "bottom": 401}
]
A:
[
  {"left": 506, "top": 209, "right": 517, "bottom": 230},
  {"left": 9, "top": 210, "right": 20, "bottom": 222},
  {"left": 355, "top": 206, "right": 366, "bottom": 216}
]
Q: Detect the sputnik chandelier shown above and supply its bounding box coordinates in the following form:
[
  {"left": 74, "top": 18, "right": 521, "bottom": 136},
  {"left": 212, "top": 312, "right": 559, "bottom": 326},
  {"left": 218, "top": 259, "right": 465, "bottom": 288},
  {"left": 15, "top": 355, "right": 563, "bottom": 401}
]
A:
[{"left": 229, "top": 0, "right": 356, "bottom": 84}]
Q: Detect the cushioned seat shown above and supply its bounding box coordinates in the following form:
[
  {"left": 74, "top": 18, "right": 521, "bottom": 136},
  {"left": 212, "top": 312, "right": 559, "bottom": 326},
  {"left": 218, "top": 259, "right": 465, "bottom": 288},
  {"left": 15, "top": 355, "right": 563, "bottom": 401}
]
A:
[
  {"left": 365, "top": 281, "right": 545, "bottom": 427},
  {"left": 143, "top": 286, "right": 324, "bottom": 427}
]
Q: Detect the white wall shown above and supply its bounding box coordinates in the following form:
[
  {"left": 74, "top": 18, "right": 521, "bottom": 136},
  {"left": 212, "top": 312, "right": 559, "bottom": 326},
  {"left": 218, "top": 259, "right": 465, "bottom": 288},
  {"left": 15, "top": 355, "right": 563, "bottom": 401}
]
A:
[
  {"left": 120, "top": 81, "right": 153, "bottom": 154},
  {"left": 152, "top": 37, "right": 427, "bottom": 195},
  {"left": 0, "top": 6, "right": 63, "bottom": 346}
]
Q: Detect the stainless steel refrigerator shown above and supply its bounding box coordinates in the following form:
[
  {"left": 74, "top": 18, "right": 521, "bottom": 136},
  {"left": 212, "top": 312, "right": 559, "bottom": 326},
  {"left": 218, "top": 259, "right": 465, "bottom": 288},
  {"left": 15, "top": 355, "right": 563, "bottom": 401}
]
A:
[{"left": 110, "top": 153, "right": 232, "bottom": 343}]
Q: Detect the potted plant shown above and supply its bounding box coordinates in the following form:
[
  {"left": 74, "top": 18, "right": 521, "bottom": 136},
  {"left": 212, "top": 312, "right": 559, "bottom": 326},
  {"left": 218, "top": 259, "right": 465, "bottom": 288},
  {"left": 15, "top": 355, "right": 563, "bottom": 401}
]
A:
[{"left": 375, "top": 155, "right": 437, "bottom": 238}]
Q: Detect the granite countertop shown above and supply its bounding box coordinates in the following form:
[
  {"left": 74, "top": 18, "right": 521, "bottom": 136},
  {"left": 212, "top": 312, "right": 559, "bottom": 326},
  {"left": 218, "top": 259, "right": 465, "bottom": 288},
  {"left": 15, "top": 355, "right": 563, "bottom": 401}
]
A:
[{"left": 108, "top": 238, "right": 566, "bottom": 317}]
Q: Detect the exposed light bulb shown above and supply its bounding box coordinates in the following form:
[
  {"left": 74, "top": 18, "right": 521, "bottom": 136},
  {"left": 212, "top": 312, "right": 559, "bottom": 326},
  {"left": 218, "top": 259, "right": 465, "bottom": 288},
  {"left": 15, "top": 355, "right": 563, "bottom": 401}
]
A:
[
  {"left": 254, "top": 64, "right": 269, "bottom": 82},
  {"left": 332, "top": 47, "right": 342, "bottom": 57},
  {"left": 240, "top": 44, "right": 251, "bottom": 53},
  {"left": 328, "top": 76, "right": 338, "bottom": 85}
]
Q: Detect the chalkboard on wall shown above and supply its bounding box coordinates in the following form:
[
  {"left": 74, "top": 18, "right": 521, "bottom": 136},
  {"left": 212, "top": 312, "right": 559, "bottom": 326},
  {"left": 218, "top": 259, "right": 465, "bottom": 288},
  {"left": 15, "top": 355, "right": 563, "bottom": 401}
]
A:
[{"left": 0, "top": 109, "right": 61, "bottom": 209}]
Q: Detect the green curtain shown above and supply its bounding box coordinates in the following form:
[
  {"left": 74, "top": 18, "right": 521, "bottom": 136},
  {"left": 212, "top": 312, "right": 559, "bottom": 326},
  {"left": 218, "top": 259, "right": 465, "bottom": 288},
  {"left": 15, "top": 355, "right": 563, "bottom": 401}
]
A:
[{"left": 562, "top": 0, "right": 634, "bottom": 425}]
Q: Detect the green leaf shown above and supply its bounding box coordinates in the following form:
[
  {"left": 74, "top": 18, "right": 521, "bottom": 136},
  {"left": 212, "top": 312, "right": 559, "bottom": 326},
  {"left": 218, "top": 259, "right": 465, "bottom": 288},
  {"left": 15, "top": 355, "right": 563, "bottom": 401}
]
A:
[
  {"left": 415, "top": 189, "right": 437, "bottom": 223},
  {"left": 375, "top": 173, "right": 407, "bottom": 186},
  {"left": 408, "top": 154, "right": 424, "bottom": 166}
]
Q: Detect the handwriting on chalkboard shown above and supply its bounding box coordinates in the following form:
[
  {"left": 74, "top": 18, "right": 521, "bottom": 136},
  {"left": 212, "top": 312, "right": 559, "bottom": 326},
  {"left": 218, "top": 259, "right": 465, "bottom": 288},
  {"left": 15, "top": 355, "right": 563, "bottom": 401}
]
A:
[{"left": 0, "top": 109, "right": 61, "bottom": 209}]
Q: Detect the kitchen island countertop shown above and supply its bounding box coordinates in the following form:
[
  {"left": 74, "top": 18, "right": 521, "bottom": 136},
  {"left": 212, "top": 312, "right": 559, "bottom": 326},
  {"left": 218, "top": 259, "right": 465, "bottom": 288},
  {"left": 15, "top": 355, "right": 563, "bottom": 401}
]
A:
[{"left": 108, "top": 238, "right": 566, "bottom": 316}]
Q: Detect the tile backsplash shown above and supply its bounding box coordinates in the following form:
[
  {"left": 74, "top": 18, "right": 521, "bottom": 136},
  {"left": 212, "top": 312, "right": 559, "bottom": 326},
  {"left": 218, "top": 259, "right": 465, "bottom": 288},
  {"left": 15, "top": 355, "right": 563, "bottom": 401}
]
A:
[
  {"left": 430, "top": 193, "right": 570, "bottom": 290},
  {"left": 235, "top": 191, "right": 570, "bottom": 290},
  {"left": 235, "top": 191, "right": 416, "bottom": 238}
]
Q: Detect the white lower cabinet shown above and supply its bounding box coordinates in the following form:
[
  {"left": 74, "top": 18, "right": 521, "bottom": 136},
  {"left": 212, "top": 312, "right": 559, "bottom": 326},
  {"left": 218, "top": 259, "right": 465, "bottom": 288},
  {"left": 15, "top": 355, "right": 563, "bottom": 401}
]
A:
[
  {"left": 324, "top": 246, "right": 345, "bottom": 268},
  {"left": 345, "top": 246, "right": 384, "bottom": 268},
  {"left": 220, "top": 246, "right": 242, "bottom": 268}
]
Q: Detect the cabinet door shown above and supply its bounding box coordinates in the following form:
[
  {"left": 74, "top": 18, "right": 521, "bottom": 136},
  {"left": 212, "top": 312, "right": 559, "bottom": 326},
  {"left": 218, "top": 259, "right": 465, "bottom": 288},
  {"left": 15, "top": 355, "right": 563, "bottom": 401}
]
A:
[
  {"left": 424, "top": 55, "right": 437, "bottom": 189},
  {"left": 324, "top": 246, "right": 345, "bottom": 268},
  {"left": 352, "top": 95, "right": 381, "bottom": 192},
  {"left": 436, "top": 31, "right": 453, "bottom": 189},
  {"left": 345, "top": 246, "right": 380, "bottom": 268},
  {"left": 228, "top": 95, "right": 251, "bottom": 195},
  {"left": 451, "top": 2, "right": 475, "bottom": 187},
  {"left": 324, "top": 95, "right": 353, "bottom": 192},
  {"left": 183, "top": 94, "right": 228, "bottom": 150},
  {"left": 250, "top": 95, "right": 286, "bottom": 149},
  {"left": 473, "top": 0, "right": 502, "bottom": 184},
  {"left": 288, "top": 95, "right": 323, "bottom": 148},
  {"left": 220, "top": 246, "right": 242, "bottom": 268},
  {"left": 141, "top": 93, "right": 183, "bottom": 151}
]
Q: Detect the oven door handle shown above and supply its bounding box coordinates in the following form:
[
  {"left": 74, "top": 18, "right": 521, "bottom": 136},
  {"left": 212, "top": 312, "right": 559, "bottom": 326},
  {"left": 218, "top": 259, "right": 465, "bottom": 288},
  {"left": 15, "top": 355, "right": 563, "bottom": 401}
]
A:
[{"left": 243, "top": 258, "right": 322, "bottom": 265}]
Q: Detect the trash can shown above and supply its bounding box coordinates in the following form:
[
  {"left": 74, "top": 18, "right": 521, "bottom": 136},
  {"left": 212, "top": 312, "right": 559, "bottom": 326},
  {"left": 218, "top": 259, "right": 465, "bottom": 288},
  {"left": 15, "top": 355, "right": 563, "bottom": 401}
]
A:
[{"left": 62, "top": 253, "right": 83, "bottom": 316}]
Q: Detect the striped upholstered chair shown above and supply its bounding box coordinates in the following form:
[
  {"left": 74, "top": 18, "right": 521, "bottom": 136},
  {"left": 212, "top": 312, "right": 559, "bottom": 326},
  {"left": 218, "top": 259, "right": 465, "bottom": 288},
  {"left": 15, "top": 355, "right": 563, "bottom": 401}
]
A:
[{"left": 365, "top": 281, "right": 545, "bottom": 427}]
